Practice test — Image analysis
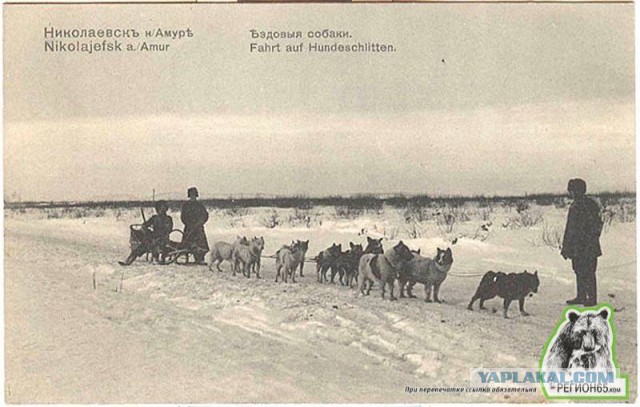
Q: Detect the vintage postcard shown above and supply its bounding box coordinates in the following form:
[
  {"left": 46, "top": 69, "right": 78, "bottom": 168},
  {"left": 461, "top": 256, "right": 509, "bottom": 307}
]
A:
[{"left": 3, "top": 1, "right": 636, "bottom": 403}]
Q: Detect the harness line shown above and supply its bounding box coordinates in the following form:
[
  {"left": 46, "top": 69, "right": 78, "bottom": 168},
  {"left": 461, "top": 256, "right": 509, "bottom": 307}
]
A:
[{"left": 259, "top": 255, "right": 635, "bottom": 277}]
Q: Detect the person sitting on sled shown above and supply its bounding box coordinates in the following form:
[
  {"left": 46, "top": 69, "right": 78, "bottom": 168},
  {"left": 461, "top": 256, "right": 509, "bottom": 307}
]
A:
[{"left": 119, "top": 200, "right": 173, "bottom": 266}]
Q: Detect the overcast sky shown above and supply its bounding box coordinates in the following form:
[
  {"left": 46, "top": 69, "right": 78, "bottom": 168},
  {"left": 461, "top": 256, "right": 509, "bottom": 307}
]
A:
[{"left": 4, "top": 4, "right": 634, "bottom": 201}]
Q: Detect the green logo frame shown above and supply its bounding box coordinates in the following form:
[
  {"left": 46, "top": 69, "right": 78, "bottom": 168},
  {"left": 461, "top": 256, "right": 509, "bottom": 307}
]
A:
[{"left": 538, "top": 303, "right": 629, "bottom": 401}]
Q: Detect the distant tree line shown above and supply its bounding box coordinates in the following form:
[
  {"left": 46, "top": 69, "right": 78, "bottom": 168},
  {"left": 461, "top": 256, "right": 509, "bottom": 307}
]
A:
[{"left": 4, "top": 191, "right": 635, "bottom": 211}]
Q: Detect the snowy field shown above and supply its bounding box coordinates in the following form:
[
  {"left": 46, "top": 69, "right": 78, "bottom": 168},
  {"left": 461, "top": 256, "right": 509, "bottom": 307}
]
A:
[{"left": 4, "top": 201, "right": 637, "bottom": 403}]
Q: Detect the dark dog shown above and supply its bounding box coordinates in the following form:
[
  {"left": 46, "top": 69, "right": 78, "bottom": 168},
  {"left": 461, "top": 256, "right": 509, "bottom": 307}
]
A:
[
  {"left": 315, "top": 243, "right": 342, "bottom": 283},
  {"left": 335, "top": 242, "right": 364, "bottom": 287},
  {"left": 364, "top": 236, "right": 384, "bottom": 254},
  {"left": 467, "top": 270, "right": 539, "bottom": 318},
  {"left": 338, "top": 237, "right": 382, "bottom": 286},
  {"left": 330, "top": 248, "right": 349, "bottom": 284}
]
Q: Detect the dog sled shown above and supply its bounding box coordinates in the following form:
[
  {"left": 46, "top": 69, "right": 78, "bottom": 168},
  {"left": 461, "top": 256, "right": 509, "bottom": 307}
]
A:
[{"left": 125, "top": 223, "right": 206, "bottom": 265}]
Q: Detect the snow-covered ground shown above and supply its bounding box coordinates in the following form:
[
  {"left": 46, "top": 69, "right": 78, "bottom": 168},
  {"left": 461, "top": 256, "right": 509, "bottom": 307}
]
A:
[{"left": 4, "top": 204, "right": 637, "bottom": 402}]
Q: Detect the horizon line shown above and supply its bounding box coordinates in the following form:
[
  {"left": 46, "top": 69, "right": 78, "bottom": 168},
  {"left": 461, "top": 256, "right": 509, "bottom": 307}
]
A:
[{"left": 4, "top": 190, "right": 636, "bottom": 208}]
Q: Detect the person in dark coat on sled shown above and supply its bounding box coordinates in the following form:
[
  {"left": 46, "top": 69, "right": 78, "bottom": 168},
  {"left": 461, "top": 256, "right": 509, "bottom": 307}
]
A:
[
  {"left": 180, "top": 187, "right": 210, "bottom": 264},
  {"left": 119, "top": 200, "right": 173, "bottom": 266}
]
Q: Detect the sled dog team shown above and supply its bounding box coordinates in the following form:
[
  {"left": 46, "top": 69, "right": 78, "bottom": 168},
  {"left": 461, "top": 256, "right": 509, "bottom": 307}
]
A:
[{"left": 208, "top": 235, "right": 540, "bottom": 318}]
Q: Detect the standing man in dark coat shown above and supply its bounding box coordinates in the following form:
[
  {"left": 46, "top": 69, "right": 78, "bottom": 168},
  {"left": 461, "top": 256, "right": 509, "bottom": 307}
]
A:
[
  {"left": 561, "top": 178, "right": 603, "bottom": 306},
  {"left": 181, "top": 187, "right": 209, "bottom": 264}
]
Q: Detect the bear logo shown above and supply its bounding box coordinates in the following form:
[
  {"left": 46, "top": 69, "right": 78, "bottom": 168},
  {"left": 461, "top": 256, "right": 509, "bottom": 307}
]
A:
[{"left": 543, "top": 307, "right": 614, "bottom": 371}]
